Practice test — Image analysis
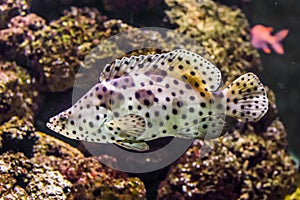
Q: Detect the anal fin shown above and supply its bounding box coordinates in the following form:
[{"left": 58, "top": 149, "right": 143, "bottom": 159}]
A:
[
  {"left": 177, "top": 124, "right": 205, "bottom": 139},
  {"left": 115, "top": 141, "right": 149, "bottom": 151},
  {"left": 203, "top": 114, "right": 226, "bottom": 139}
]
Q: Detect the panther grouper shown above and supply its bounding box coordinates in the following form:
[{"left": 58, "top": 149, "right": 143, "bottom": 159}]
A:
[{"left": 46, "top": 49, "right": 268, "bottom": 151}]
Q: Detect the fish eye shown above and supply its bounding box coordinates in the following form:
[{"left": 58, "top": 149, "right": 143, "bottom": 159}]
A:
[{"left": 59, "top": 115, "right": 68, "bottom": 124}]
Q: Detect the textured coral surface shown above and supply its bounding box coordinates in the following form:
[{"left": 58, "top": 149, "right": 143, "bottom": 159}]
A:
[
  {"left": 0, "top": 118, "right": 146, "bottom": 199},
  {"left": 0, "top": 61, "right": 39, "bottom": 124}
]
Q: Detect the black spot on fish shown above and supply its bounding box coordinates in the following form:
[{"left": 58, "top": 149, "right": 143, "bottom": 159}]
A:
[{"left": 200, "top": 102, "right": 206, "bottom": 108}]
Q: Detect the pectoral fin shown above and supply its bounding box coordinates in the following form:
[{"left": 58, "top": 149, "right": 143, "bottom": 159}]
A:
[{"left": 105, "top": 114, "right": 147, "bottom": 138}]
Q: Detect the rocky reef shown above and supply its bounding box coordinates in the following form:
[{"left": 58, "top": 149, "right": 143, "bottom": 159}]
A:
[
  {"left": 0, "top": 0, "right": 299, "bottom": 199},
  {"left": 157, "top": 119, "right": 298, "bottom": 199},
  {"left": 285, "top": 186, "right": 300, "bottom": 200},
  {"left": 0, "top": 0, "right": 30, "bottom": 29},
  {"left": 165, "top": 0, "right": 262, "bottom": 83},
  {"left": 0, "top": 6, "right": 131, "bottom": 92},
  {"left": 0, "top": 118, "right": 146, "bottom": 199},
  {"left": 0, "top": 61, "right": 39, "bottom": 124}
]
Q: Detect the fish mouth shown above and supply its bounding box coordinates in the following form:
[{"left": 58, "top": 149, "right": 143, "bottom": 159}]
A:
[
  {"left": 46, "top": 116, "right": 59, "bottom": 131},
  {"left": 46, "top": 122, "right": 52, "bottom": 129},
  {"left": 46, "top": 119, "right": 56, "bottom": 130}
]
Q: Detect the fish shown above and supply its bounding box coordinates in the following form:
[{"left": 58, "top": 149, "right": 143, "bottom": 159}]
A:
[
  {"left": 250, "top": 24, "right": 289, "bottom": 54},
  {"left": 46, "top": 49, "right": 269, "bottom": 151}
]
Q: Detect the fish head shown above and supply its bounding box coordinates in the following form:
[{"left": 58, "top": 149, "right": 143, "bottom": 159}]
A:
[
  {"left": 46, "top": 109, "right": 74, "bottom": 137},
  {"left": 251, "top": 25, "right": 273, "bottom": 35},
  {"left": 46, "top": 95, "right": 112, "bottom": 140}
]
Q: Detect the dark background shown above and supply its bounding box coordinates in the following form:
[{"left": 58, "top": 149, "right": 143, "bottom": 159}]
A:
[{"left": 242, "top": 0, "right": 300, "bottom": 157}]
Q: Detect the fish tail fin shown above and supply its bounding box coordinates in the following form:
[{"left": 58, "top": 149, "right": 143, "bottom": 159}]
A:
[
  {"left": 274, "top": 29, "right": 289, "bottom": 41},
  {"left": 223, "top": 73, "right": 268, "bottom": 122},
  {"left": 271, "top": 29, "right": 289, "bottom": 54}
]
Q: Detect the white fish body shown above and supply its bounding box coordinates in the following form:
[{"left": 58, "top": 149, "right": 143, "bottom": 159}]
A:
[{"left": 47, "top": 49, "right": 268, "bottom": 151}]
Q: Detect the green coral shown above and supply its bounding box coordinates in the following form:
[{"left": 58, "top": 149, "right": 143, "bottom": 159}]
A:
[
  {"left": 18, "top": 7, "right": 108, "bottom": 92},
  {"left": 285, "top": 185, "right": 300, "bottom": 200}
]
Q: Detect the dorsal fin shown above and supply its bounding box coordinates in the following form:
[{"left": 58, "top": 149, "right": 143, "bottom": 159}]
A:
[{"left": 100, "top": 49, "right": 222, "bottom": 91}]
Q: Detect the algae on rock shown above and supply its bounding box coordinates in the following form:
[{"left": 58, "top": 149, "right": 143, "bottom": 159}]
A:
[
  {"left": 0, "top": 0, "right": 30, "bottom": 29},
  {"left": 0, "top": 7, "right": 131, "bottom": 92},
  {"left": 0, "top": 61, "right": 39, "bottom": 124},
  {"left": 165, "top": 0, "right": 261, "bottom": 82},
  {"left": 157, "top": 120, "right": 298, "bottom": 200},
  {"left": 0, "top": 117, "right": 146, "bottom": 199}
]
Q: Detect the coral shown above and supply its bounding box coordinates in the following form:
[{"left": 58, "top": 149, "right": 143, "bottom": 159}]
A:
[
  {"left": 157, "top": 119, "right": 298, "bottom": 200},
  {"left": 32, "top": 131, "right": 84, "bottom": 159},
  {"left": 0, "top": 152, "right": 72, "bottom": 199},
  {"left": 0, "top": 0, "right": 30, "bottom": 29},
  {"left": 0, "top": 7, "right": 132, "bottom": 92},
  {"left": 285, "top": 185, "right": 300, "bottom": 200},
  {"left": 30, "top": 155, "right": 147, "bottom": 199},
  {"left": 0, "top": 61, "right": 39, "bottom": 124},
  {"left": 0, "top": 117, "right": 146, "bottom": 199},
  {"left": 0, "top": 116, "right": 83, "bottom": 160},
  {"left": 165, "top": 0, "right": 262, "bottom": 83},
  {"left": 0, "top": 117, "right": 80, "bottom": 199},
  {"left": 8, "top": 13, "right": 46, "bottom": 30},
  {"left": 57, "top": 157, "right": 146, "bottom": 200},
  {"left": 0, "top": 117, "right": 35, "bottom": 156},
  {"left": 26, "top": 167, "right": 72, "bottom": 200}
]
